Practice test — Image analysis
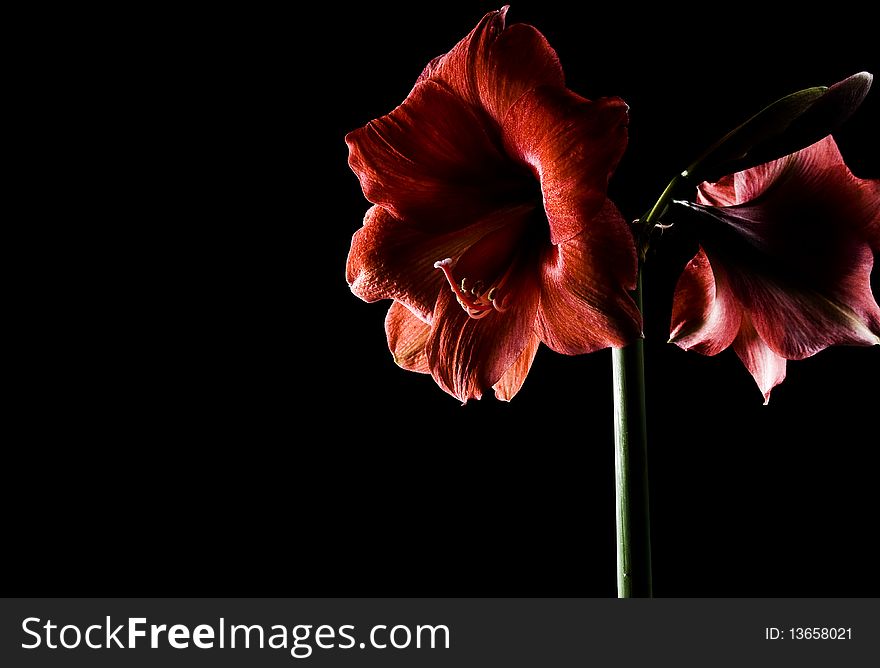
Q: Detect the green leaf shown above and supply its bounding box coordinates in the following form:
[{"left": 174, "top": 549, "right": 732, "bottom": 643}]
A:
[{"left": 687, "top": 72, "right": 873, "bottom": 183}]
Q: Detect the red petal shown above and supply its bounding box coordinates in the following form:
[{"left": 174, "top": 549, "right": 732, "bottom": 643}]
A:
[
  {"left": 698, "top": 140, "right": 809, "bottom": 205},
  {"left": 697, "top": 165, "right": 790, "bottom": 207},
  {"left": 675, "top": 136, "right": 880, "bottom": 400},
  {"left": 347, "top": 206, "right": 515, "bottom": 323},
  {"left": 536, "top": 200, "right": 641, "bottom": 354},
  {"left": 696, "top": 174, "right": 737, "bottom": 206},
  {"left": 493, "top": 333, "right": 541, "bottom": 401},
  {"left": 346, "top": 207, "right": 441, "bottom": 322},
  {"left": 698, "top": 137, "right": 879, "bottom": 244},
  {"left": 732, "top": 315, "right": 787, "bottom": 405},
  {"left": 346, "top": 81, "right": 520, "bottom": 231},
  {"left": 687, "top": 137, "right": 880, "bottom": 359},
  {"left": 425, "top": 252, "right": 541, "bottom": 403},
  {"left": 420, "top": 7, "right": 564, "bottom": 123},
  {"left": 732, "top": 244, "right": 880, "bottom": 359},
  {"left": 449, "top": 204, "right": 536, "bottom": 288},
  {"left": 385, "top": 301, "right": 430, "bottom": 374},
  {"left": 502, "top": 85, "right": 629, "bottom": 244},
  {"left": 669, "top": 248, "right": 742, "bottom": 355},
  {"left": 788, "top": 137, "right": 880, "bottom": 251}
]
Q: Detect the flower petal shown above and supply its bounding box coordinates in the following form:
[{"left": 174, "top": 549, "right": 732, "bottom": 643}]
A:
[
  {"left": 346, "top": 80, "right": 524, "bottom": 231},
  {"left": 448, "top": 204, "right": 537, "bottom": 289},
  {"left": 346, "top": 206, "right": 443, "bottom": 322},
  {"left": 669, "top": 248, "right": 742, "bottom": 355},
  {"left": 419, "top": 7, "right": 564, "bottom": 123},
  {"left": 695, "top": 155, "right": 790, "bottom": 207},
  {"left": 698, "top": 137, "right": 880, "bottom": 243},
  {"left": 684, "top": 144, "right": 880, "bottom": 359},
  {"left": 536, "top": 200, "right": 641, "bottom": 354},
  {"left": 346, "top": 206, "right": 517, "bottom": 323},
  {"left": 696, "top": 174, "right": 738, "bottom": 207},
  {"left": 730, "top": 244, "right": 880, "bottom": 359},
  {"left": 732, "top": 315, "right": 787, "bottom": 404},
  {"left": 502, "top": 85, "right": 629, "bottom": 244},
  {"left": 385, "top": 301, "right": 430, "bottom": 374},
  {"left": 675, "top": 136, "right": 878, "bottom": 401},
  {"left": 426, "top": 251, "right": 541, "bottom": 403},
  {"left": 778, "top": 136, "right": 880, "bottom": 250},
  {"left": 493, "top": 332, "right": 541, "bottom": 401}
]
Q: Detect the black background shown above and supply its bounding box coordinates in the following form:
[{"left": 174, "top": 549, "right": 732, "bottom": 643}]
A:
[{"left": 15, "top": 2, "right": 877, "bottom": 597}]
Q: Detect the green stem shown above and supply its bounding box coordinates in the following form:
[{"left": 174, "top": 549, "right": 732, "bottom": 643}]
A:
[
  {"left": 636, "top": 170, "right": 687, "bottom": 261},
  {"left": 612, "top": 164, "right": 691, "bottom": 598},
  {"left": 613, "top": 270, "right": 652, "bottom": 598},
  {"left": 643, "top": 171, "right": 685, "bottom": 226}
]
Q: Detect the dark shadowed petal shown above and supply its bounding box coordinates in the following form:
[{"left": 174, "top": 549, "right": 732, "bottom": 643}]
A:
[
  {"left": 493, "top": 332, "right": 540, "bottom": 401},
  {"left": 346, "top": 80, "right": 522, "bottom": 231},
  {"left": 419, "top": 7, "right": 565, "bottom": 123},
  {"left": 385, "top": 301, "right": 431, "bottom": 374},
  {"left": 502, "top": 85, "right": 629, "bottom": 244},
  {"left": 699, "top": 137, "right": 880, "bottom": 242},
  {"left": 448, "top": 204, "right": 536, "bottom": 290},
  {"left": 673, "top": 135, "right": 880, "bottom": 401},
  {"left": 861, "top": 179, "right": 880, "bottom": 250},
  {"left": 732, "top": 316, "right": 787, "bottom": 404},
  {"left": 669, "top": 248, "right": 742, "bottom": 355},
  {"left": 347, "top": 206, "right": 518, "bottom": 323},
  {"left": 730, "top": 244, "right": 880, "bottom": 359},
  {"left": 536, "top": 200, "right": 641, "bottom": 353},
  {"left": 781, "top": 137, "right": 879, "bottom": 247},
  {"left": 680, "top": 138, "right": 880, "bottom": 359},
  {"left": 426, "top": 252, "right": 541, "bottom": 403}
]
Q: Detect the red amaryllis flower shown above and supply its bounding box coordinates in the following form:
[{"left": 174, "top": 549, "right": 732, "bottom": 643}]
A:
[
  {"left": 670, "top": 135, "right": 880, "bottom": 403},
  {"left": 345, "top": 7, "right": 641, "bottom": 402}
]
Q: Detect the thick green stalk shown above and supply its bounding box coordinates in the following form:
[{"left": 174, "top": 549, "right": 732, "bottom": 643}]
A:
[
  {"left": 612, "top": 271, "right": 652, "bottom": 597},
  {"left": 612, "top": 166, "right": 686, "bottom": 598}
]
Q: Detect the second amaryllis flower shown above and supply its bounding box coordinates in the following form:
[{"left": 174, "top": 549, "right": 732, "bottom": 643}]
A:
[
  {"left": 669, "top": 135, "right": 880, "bottom": 402},
  {"left": 345, "top": 7, "right": 641, "bottom": 402}
]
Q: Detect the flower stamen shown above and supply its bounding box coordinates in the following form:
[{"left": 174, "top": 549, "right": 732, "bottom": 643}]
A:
[{"left": 434, "top": 258, "right": 507, "bottom": 319}]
